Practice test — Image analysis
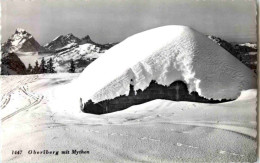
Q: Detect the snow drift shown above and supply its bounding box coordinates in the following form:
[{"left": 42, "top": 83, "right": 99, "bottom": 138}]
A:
[{"left": 73, "top": 25, "right": 256, "bottom": 104}]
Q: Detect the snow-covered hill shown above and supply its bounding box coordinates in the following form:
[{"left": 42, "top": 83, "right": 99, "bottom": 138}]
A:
[
  {"left": 18, "top": 43, "right": 107, "bottom": 73},
  {"left": 1, "top": 28, "right": 45, "bottom": 53},
  {"left": 49, "top": 43, "right": 105, "bottom": 72},
  {"left": 38, "top": 34, "right": 117, "bottom": 72},
  {"left": 70, "top": 25, "right": 256, "bottom": 106}
]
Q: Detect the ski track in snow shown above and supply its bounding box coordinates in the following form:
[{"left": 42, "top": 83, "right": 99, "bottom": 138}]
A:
[
  {"left": 0, "top": 94, "right": 11, "bottom": 109},
  {"left": 1, "top": 84, "right": 44, "bottom": 122}
]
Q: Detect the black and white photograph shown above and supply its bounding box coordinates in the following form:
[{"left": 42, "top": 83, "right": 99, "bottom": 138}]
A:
[{"left": 0, "top": 0, "right": 258, "bottom": 162}]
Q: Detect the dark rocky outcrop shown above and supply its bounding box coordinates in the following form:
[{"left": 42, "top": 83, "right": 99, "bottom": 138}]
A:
[
  {"left": 80, "top": 35, "right": 118, "bottom": 50},
  {"left": 99, "top": 42, "right": 118, "bottom": 50},
  {"left": 82, "top": 80, "right": 232, "bottom": 114},
  {"left": 1, "top": 53, "right": 27, "bottom": 75},
  {"left": 80, "top": 35, "right": 95, "bottom": 45}
]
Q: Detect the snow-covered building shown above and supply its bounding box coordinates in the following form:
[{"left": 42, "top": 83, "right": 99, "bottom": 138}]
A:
[{"left": 72, "top": 25, "right": 256, "bottom": 114}]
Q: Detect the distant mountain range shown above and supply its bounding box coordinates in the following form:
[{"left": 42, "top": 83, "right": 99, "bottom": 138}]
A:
[
  {"left": 1, "top": 28, "right": 118, "bottom": 74},
  {"left": 0, "top": 28, "right": 257, "bottom": 75},
  {"left": 43, "top": 34, "right": 117, "bottom": 52}
]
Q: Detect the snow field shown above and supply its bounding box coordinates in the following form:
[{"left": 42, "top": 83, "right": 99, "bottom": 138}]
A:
[{"left": 0, "top": 74, "right": 257, "bottom": 162}]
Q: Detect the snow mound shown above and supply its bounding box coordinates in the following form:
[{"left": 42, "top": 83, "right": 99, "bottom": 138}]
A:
[
  {"left": 235, "top": 89, "right": 257, "bottom": 101},
  {"left": 74, "top": 25, "right": 256, "bottom": 103}
]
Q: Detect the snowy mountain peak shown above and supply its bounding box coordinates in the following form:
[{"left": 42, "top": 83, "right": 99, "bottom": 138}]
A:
[
  {"left": 66, "top": 33, "right": 74, "bottom": 37},
  {"left": 13, "top": 28, "right": 31, "bottom": 38},
  {"left": 1, "top": 28, "right": 43, "bottom": 53},
  {"left": 44, "top": 32, "right": 118, "bottom": 52},
  {"left": 65, "top": 33, "right": 77, "bottom": 40},
  {"left": 44, "top": 34, "right": 81, "bottom": 51},
  {"left": 15, "top": 28, "right": 26, "bottom": 33}
]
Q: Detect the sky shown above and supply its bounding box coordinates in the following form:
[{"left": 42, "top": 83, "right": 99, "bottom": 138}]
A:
[{"left": 1, "top": 0, "right": 257, "bottom": 45}]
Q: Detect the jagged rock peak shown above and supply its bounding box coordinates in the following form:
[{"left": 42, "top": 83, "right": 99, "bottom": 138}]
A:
[
  {"left": 43, "top": 33, "right": 81, "bottom": 51},
  {"left": 80, "top": 35, "right": 94, "bottom": 44},
  {"left": 12, "top": 28, "right": 32, "bottom": 38},
  {"left": 82, "top": 35, "right": 91, "bottom": 40},
  {"left": 66, "top": 33, "right": 74, "bottom": 36},
  {"left": 1, "top": 28, "right": 43, "bottom": 53},
  {"left": 15, "top": 28, "right": 26, "bottom": 33},
  {"left": 64, "top": 33, "right": 78, "bottom": 40}
]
